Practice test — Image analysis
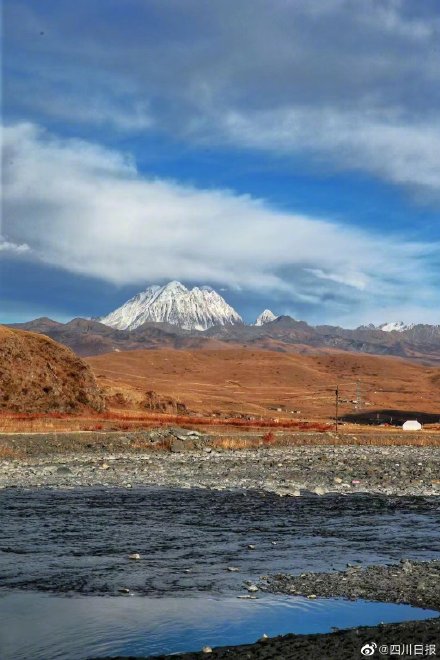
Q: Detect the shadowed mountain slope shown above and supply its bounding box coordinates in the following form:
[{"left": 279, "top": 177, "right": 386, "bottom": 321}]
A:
[{"left": 9, "top": 315, "right": 440, "bottom": 364}]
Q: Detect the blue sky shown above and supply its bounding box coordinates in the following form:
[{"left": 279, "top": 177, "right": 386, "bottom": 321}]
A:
[{"left": 2, "top": 0, "right": 440, "bottom": 326}]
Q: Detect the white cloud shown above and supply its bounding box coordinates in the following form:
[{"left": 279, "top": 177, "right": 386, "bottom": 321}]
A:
[
  {"left": 304, "top": 268, "right": 368, "bottom": 291},
  {"left": 2, "top": 122, "right": 438, "bottom": 324},
  {"left": 0, "top": 237, "right": 30, "bottom": 253},
  {"left": 4, "top": 0, "right": 439, "bottom": 195},
  {"left": 220, "top": 108, "right": 440, "bottom": 194}
]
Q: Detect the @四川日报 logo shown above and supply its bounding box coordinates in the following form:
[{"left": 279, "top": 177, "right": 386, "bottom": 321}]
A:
[{"left": 361, "top": 642, "right": 377, "bottom": 656}]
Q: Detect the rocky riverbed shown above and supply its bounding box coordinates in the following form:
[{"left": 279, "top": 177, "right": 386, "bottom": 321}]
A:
[
  {"left": 1, "top": 431, "right": 439, "bottom": 496},
  {"left": 139, "top": 619, "right": 440, "bottom": 659},
  {"left": 262, "top": 559, "right": 440, "bottom": 611},
  {"left": 2, "top": 431, "right": 439, "bottom": 659}
]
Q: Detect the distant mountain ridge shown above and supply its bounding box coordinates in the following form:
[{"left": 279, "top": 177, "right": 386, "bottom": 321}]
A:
[
  {"left": 10, "top": 314, "right": 440, "bottom": 364},
  {"left": 358, "top": 321, "right": 416, "bottom": 333},
  {"left": 98, "top": 281, "right": 243, "bottom": 331},
  {"left": 254, "top": 309, "right": 278, "bottom": 326},
  {"left": 377, "top": 321, "right": 415, "bottom": 333},
  {"left": 8, "top": 282, "right": 440, "bottom": 363}
]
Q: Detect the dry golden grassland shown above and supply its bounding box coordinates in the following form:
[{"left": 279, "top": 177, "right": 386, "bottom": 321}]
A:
[{"left": 2, "top": 347, "right": 440, "bottom": 448}]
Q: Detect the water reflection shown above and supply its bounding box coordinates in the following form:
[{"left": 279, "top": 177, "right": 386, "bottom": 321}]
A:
[{"left": 0, "top": 592, "right": 438, "bottom": 660}]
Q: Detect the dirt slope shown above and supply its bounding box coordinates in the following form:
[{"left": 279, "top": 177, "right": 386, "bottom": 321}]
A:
[
  {"left": 0, "top": 326, "right": 104, "bottom": 413},
  {"left": 87, "top": 347, "right": 440, "bottom": 421}
]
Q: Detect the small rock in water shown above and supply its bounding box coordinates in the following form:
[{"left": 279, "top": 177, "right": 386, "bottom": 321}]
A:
[
  {"left": 128, "top": 553, "right": 141, "bottom": 560},
  {"left": 247, "top": 584, "right": 259, "bottom": 592},
  {"left": 202, "top": 646, "right": 213, "bottom": 654},
  {"left": 227, "top": 566, "right": 240, "bottom": 572},
  {"left": 307, "top": 594, "right": 317, "bottom": 599},
  {"left": 271, "top": 541, "right": 277, "bottom": 545},
  {"left": 247, "top": 544, "right": 256, "bottom": 550},
  {"left": 118, "top": 588, "right": 130, "bottom": 594}
]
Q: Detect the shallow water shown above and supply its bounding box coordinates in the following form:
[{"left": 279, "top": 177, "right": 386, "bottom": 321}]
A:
[
  {"left": 0, "top": 592, "right": 438, "bottom": 660},
  {"left": 1, "top": 488, "right": 439, "bottom": 594},
  {"left": 1, "top": 487, "right": 439, "bottom": 658}
]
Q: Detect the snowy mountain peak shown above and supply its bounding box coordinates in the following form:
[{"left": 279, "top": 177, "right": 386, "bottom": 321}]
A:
[
  {"left": 165, "top": 280, "right": 187, "bottom": 292},
  {"left": 254, "top": 309, "right": 278, "bottom": 326},
  {"left": 378, "top": 321, "right": 414, "bottom": 333},
  {"left": 99, "top": 281, "right": 243, "bottom": 331}
]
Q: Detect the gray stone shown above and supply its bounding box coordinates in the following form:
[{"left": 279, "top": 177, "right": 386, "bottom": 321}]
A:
[
  {"left": 56, "top": 466, "right": 72, "bottom": 474},
  {"left": 170, "top": 439, "right": 186, "bottom": 453},
  {"left": 169, "top": 427, "right": 191, "bottom": 438}
]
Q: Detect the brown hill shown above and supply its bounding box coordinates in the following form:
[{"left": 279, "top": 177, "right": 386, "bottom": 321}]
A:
[
  {"left": 87, "top": 347, "right": 440, "bottom": 422},
  {"left": 0, "top": 326, "right": 105, "bottom": 413}
]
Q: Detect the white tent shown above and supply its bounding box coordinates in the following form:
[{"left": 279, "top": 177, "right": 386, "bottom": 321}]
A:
[{"left": 402, "top": 420, "right": 422, "bottom": 431}]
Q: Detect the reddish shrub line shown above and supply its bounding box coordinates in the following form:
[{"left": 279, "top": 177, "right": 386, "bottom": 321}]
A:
[
  {"left": 0, "top": 411, "right": 333, "bottom": 432},
  {"left": 0, "top": 412, "right": 73, "bottom": 420}
]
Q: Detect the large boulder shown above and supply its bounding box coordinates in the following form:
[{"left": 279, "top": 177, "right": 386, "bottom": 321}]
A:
[{"left": 0, "top": 326, "right": 105, "bottom": 412}]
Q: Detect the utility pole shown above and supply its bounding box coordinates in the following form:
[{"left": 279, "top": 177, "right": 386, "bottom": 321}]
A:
[
  {"left": 356, "top": 381, "right": 362, "bottom": 410},
  {"left": 335, "top": 385, "right": 339, "bottom": 433}
]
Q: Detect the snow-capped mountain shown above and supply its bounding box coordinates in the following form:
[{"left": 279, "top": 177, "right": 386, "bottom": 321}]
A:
[
  {"left": 99, "top": 281, "right": 243, "bottom": 331},
  {"left": 254, "top": 309, "right": 278, "bottom": 326},
  {"left": 378, "top": 321, "right": 415, "bottom": 333}
]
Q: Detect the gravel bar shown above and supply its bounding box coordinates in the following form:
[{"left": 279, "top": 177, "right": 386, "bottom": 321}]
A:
[{"left": 1, "top": 440, "right": 440, "bottom": 496}]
